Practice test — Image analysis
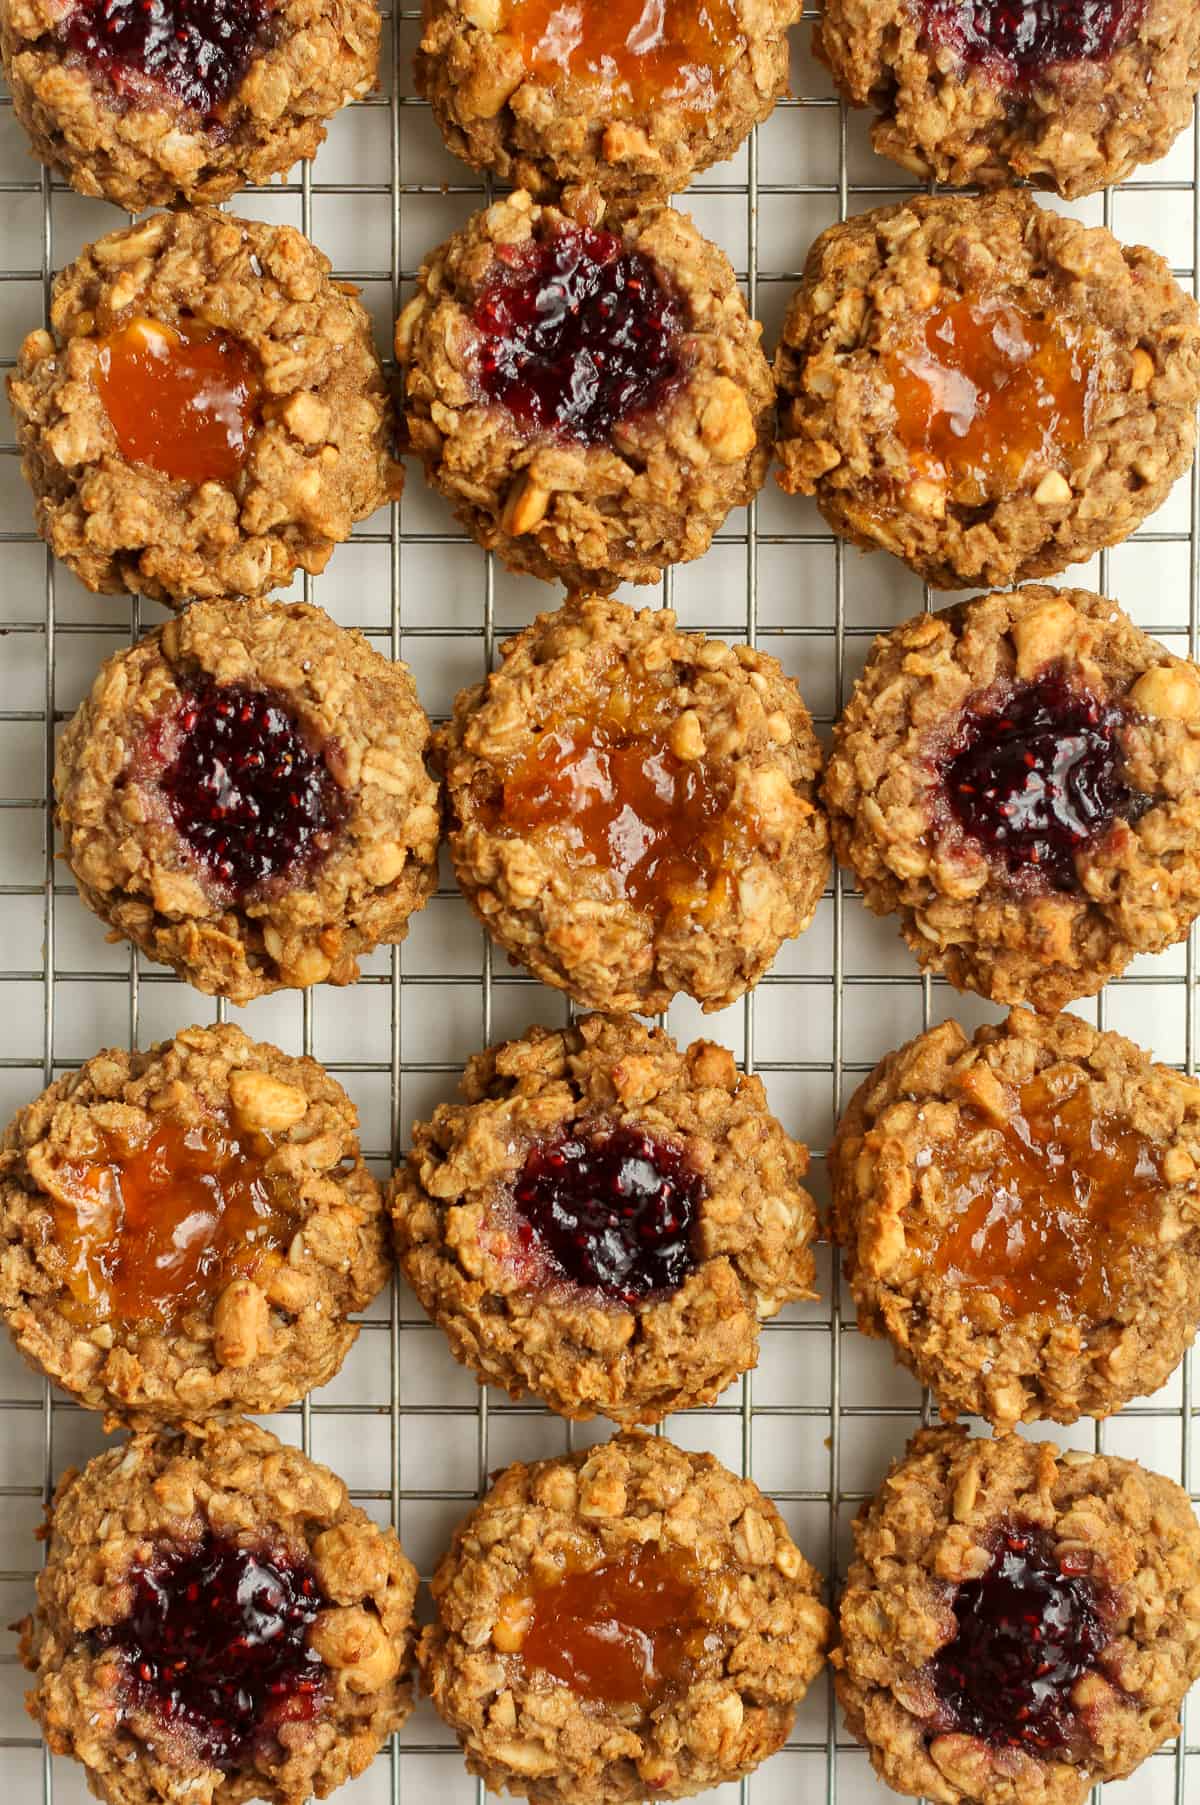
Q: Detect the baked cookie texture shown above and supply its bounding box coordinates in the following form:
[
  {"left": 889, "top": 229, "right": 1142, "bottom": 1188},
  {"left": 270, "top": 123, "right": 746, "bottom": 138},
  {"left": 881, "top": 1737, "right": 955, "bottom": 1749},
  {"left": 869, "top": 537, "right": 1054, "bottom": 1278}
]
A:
[
  {"left": 397, "top": 190, "right": 774, "bottom": 591},
  {"left": 416, "top": 0, "right": 800, "bottom": 206},
  {"left": 20, "top": 1420, "right": 418, "bottom": 1805},
  {"left": 835, "top": 1426, "right": 1200, "bottom": 1805},
  {"left": 0, "top": 0, "right": 380, "bottom": 212},
  {"left": 0, "top": 1024, "right": 389, "bottom": 1423},
  {"left": 816, "top": 0, "right": 1200, "bottom": 200},
  {"left": 439, "top": 595, "right": 829, "bottom": 1013},
  {"left": 7, "top": 207, "right": 401, "bottom": 605},
  {"left": 55, "top": 598, "right": 440, "bottom": 1003},
  {"left": 420, "top": 1434, "right": 832, "bottom": 1802},
  {"left": 774, "top": 190, "right": 1200, "bottom": 591},
  {"left": 824, "top": 585, "right": 1200, "bottom": 1011},
  {"left": 390, "top": 1012, "right": 819, "bottom": 1424},
  {"left": 830, "top": 1009, "right": 1200, "bottom": 1430}
]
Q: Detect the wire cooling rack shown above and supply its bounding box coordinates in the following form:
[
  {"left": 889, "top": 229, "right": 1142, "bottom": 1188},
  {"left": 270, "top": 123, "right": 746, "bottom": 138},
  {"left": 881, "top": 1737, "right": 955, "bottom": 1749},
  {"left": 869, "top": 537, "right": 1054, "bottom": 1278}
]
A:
[{"left": 1, "top": 10, "right": 1199, "bottom": 1803}]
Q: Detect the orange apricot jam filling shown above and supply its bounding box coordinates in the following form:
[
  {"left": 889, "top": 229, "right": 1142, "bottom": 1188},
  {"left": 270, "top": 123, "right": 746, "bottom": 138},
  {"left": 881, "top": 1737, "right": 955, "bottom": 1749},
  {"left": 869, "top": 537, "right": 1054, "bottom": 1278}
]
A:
[
  {"left": 502, "top": 0, "right": 744, "bottom": 117},
  {"left": 917, "top": 1074, "right": 1161, "bottom": 1321},
  {"left": 885, "top": 295, "right": 1098, "bottom": 502},
  {"left": 506, "top": 1543, "right": 718, "bottom": 1707},
  {"left": 492, "top": 666, "right": 756, "bottom": 922},
  {"left": 43, "top": 1108, "right": 292, "bottom": 1330},
  {"left": 95, "top": 315, "right": 260, "bottom": 485}
]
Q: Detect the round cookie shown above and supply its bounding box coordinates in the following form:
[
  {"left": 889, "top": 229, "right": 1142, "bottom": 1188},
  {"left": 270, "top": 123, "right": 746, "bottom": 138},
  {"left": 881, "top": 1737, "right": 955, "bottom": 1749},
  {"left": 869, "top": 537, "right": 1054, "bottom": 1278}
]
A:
[
  {"left": 439, "top": 594, "right": 829, "bottom": 1013},
  {"left": 19, "top": 1420, "right": 418, "bottom": 1805},
  {"left": 55, "top": 598, "right": 440, "bottom": 1002},
  {"left": 390, "top": 1012, "right": 819, "bottom": 1424},
  {"left": 835, "top": 1426, "right": 1200, "bottom": 1805},
  {"left": 416, "top": 0, "right": 800, "bottom": 206},
  {"left": 7, "top": 207, "right": 401, "bottom": 605},
  {"left": 420, "top": 1434, "right": 831, "bottom": 1802},
  {"left": 830, "top": 1009, "right": 1200, "bottom": 1430},
  {"left": 0, "top": 0, "right": 380, "bottom": 211},
  {"left": 0, "top": 1023, "right": 389, "bottom": 1423},
  {"left": 815, "top": 0, "right": 1200, "bottom": 200},
  {"left": 824, "top": 585, "right": 1200, "bottom": 1011},
  {"left": 773, "top": 189, "right": 1200, "bottom": 591},
  {"left": 397, "top": 190, "right": 774, "bottom": 591}
]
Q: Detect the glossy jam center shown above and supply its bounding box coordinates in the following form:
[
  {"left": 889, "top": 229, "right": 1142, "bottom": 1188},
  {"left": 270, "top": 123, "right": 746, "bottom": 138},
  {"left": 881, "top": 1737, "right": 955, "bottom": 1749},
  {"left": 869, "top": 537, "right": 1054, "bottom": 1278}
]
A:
[
  {"left": 920, "top": 1073, "right": 1161, "bottom": 1322},
  {"left": 504, "top": 0, "right": 744, "bottom": 116},
  {"left": 887, "top": 296, "right": 1096, "bottom": 500},
  {"left": 518, "top": 1545, "right": 712, "bottom": 1706},
  {"left": 157, "top": 679, "right": 345, "bottom": 900},
  {"left": 512, "top": 1123, "right": 703, "bottom": 1303},
  {"left": 473, "top": 224, "right": 685, "bottom": 444},
  {"left": 93, "top": 1534, "right": 327, "bottom": 1770},
  {"left": 95, "top": 317, "right": 260, "bottom": 486},
  {"left": 64, "top": 0, "right": 270, "bottom": 117},
  {"left": 919, "top": 0, "right": 1145, "bottom": 85},
  {"left": 46, "top": 1108, "right": 291, "bottom": 1330},
  {"left": 938, "top": 667, "right": 1138, "bottom": 892},
  {"left": 931, "top": 1521, "right": 1107, "bottom": 1754},
  {"left": 496, "top": 667, "right": 750, "bottom": 919}
]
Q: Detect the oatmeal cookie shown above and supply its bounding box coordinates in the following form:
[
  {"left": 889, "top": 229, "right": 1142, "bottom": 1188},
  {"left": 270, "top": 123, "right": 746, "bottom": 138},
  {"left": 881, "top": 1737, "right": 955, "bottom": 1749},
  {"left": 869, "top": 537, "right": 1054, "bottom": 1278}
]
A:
[
  {"left": 390, "top": 1012, "right": 819, "bottom": 1424},
  {"left": 0, "top": 1023, "right": 389, "bottom": 1424},
  {"left": 416, "top": 0, "right": 800, "bottom": 207},
  {"left": 774, "top": 190, "right": 1200, "bottom": 591},
  {"left": 439, "top": 595, "right": 828, "bottom": 1013},
  {"left": 7, "top": 206, "right": 401, "bottom": 606},
  {"left": 834, "top": 1426, "right": 1200, "bottom": 1805},
  {"left": 830, "top": 1009, "right": 1200, "bottom": 1431},
  {"left": 0, "top": 0, "right": 380, "bottom": 212},
  {"left": 816, "top": 0, "right": 1200, "bottom": 200},
  {"left": 824, "top": 585, "right": 1200, "bottom": 1011},
  {"left": 420, "top": 1434, "right": 831, "bottom": 1802},
  {"left": 19, "top": 1419, "right": 418, "bottom": 1805},
  {"left": 397, "top": 190, "right": 774, "bottom": 591},
  {"left": 55, "top": 598, "right": 440, "bottom": 1003}
]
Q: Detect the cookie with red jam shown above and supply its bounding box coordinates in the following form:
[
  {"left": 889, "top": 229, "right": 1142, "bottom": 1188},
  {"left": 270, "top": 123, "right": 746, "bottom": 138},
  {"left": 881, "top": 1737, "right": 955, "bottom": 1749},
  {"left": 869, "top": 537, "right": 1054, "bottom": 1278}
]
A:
[
  {"left": 830, "top": 1009, "right": 1200, "bottom": 1431},
  {"left": 0, "top": 0, "right": 380, "bottom": 211},
  {"left": 0, "top": 1024, "right": 389, "bottom": 1423},
  {"left": 835, "top": 1426, "right": 1200, "bottom": 1805},
  {"left": 420, "top": 1434, "right": 831, "bottom": 1802},
  {"left": 438, "top": 595, "right": 829, "bottom": 1013},
  {"left": 816, "top": 0, "right": 1200, "bottom": 200},
  {"left": 19, "top": 1420, "right": 418, "bottom": 1805},
  {"left": 397, "top": 191, "right": 774, "bottom": 591},
  {"left": 7, "top": 207, "right": 401, "bottom": 606},
  {"left": 824, "top": 585, "right": 1200, "bottom": 1010},
  {"left": 54, "top": 598, "right": 440, "bottom": 1002},
  {"left": 774, "top": 190, "right": 1200, "bottom": 591},
  {"left": 416, "top": 0, "right": 800, "bottom": 206},
  {"left": 389, "top": 1013, "right": 819, "bottom": 1423}
]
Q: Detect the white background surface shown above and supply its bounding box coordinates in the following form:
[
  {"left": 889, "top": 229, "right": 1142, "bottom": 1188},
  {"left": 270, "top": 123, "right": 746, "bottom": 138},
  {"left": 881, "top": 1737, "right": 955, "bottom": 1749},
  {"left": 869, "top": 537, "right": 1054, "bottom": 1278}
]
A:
[{"left": 0, "top": 9, "right": 1198, "bottom": 1802}]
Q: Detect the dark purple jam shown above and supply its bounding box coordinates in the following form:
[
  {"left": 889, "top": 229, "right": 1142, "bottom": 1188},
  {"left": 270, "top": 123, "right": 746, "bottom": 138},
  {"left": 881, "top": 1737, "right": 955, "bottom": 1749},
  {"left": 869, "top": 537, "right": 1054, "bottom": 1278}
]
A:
[
  {"left": 939, "top": 667, "right": 1139, "bottom": 892},
  {"left": 472, "top": 224, "right": 686, "bottom": 445},
  {"left": 63, "top": 0, "right": 270, "bottom": 118},
  {"left": 920, "top": 0, "right": 1145, "bottom": 84},
  {"left": 93, "top": 1534, "right": 327, "bottom": 1770},
  {"left": 513, "top": 1123, "right": 703, "bottom": 1303},
  {"left": 931, "top": 1521, "right": 1108, "bottom": 1754},
  {"left": 158, "top": 679, "right": 345, "bottom": 899}
]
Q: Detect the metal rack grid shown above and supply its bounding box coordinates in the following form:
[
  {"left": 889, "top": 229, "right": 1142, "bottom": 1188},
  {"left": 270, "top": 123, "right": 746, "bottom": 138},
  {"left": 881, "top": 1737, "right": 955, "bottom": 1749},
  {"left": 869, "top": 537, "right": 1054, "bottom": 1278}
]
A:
[{"left": 0, "top": 10, "right": 1198, "bottom": 1803}]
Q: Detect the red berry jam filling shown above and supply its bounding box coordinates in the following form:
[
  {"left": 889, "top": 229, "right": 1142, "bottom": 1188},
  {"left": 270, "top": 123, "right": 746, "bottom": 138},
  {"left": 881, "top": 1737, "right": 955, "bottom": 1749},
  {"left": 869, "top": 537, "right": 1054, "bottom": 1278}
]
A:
[
  {"left": 512, "top": 1124, "right": 702, "bottom": 1303},
  {"left": 931, "top": 1521, "right": 1108, "bottom": 1753},
  {"left": 157, "top": 679, "right": 346, "bottom": 900},
  {"left": 937, "top": 666, "right": 1141, "bottom": 893},
  {"left": 472, "top": 224, "right": 686, "bottom": 445},
  {"left": 62, "top": 0, "right": 271, "bottom": 119},
  {"left": 919, "top": 0, "right": 1145, "bottom": 85},
  {"left": 93, "top": 1534, "right": 327, "bottom": 1770}
]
